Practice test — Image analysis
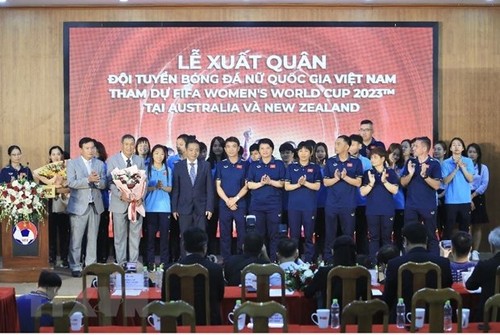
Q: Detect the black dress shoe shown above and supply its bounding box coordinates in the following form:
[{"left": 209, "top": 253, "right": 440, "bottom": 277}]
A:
[{"left": 71, "top": 270, "right": 82, "bottom": 278}]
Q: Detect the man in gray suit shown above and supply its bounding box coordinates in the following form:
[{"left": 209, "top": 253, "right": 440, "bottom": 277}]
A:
[
  {"left": 107, "top": 134, "right": 146, "bottom": 273},
  {"left": 172, "top": 138, "right": 214, "bottom": 257},
  {"left": 67, "top": 137, "right": 107, "bottom": 277}
]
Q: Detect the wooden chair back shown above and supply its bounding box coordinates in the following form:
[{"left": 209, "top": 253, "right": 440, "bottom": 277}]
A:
[
  {"left": 240, "top": 263, "right": 285, "bottom": 304},
  {"left": 326, "top": 265, "right": 372, "bottom": 310},
  {"left": 410, "top": 287, "right": 462, "bottom": 333},
  {"left": 82, "top": 263, "right": 126, "bottom": 326},
  {"left": 34, "top": 300, "right": 89, "bottom": 333},
  {"left": 340, "top": 299, "right": 389, "bottom": 333},
  {"left": 495, "top": 265, "right": 500, "bottom": 293},
  {"left": 483, "top": 293, "right": 500, "bottom": 332},
  {"left": 164, "top": 263, "right": 210, "bottom": 325},
  {"left": 397, "top": 261, "right": 442, "bottom": 302},
  {"left": 233, "top": 300, "right": 288, "bottom": 333},
  {"left": 141, "top": 300, "right": 196, "bottom": 333}
]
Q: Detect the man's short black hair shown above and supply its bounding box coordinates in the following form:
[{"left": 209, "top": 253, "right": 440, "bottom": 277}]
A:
[
  {"left": 79, "top": 137, "right": 95, "bottom": 148},
  {"left": 249, "top": 143, "right": 259, "bottom": 153},
  {"left": 277, "top": 238, "right": 297, "bottom": 259},
  {"left": 349, "top": 134, "right": 363, "bottom": 145},
  {"left": 360, "top": 119, "right": 374, "bottom": 126},
  {"left": 225, "top": 136, "right": 240, "bottom": 147},
  {"left": 337, "top": 135, "right": 352, "bottom": 147},
  {"left": 416, "top": 136, "right": 432, "bottom": 151},
  {"left": 183, "top": 227, "right": 208, "bottom": 254},
  {"left": 243, "top": 232, "right": 264, "bottom": 256},
  {"left": 38, "top": 270, "right": 62, "bottom": 288},
  {"left": 279, "top": 142, "right": 295, "bottom": 153},
  {"left": 451, "top": 231, "right": 473, "bottom": 257},
  {"left": 186, "top": 138, "right": 200, "bottom": 149},
  {"left": 376, "top": 244, "right": 400, "bottom": 265},
  {"left": 402, "top": 223, "right": 428, "bottom": 245}
]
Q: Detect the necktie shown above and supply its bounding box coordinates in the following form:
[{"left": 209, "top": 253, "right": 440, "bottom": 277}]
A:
[
  {"left": 126, "top": 158, "right": 132, "bottom": 167},
  {"left": 189, "top": 163, "right": 196, "bottom": 186}
]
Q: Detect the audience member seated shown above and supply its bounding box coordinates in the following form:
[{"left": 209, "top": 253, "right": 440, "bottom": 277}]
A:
[
  {"left": 466, "top": 226, "right": 500, "bottom": 321},
  {"left": 272, "top": 238, "right": 305, "bottom": 286},
  {"left": 304, "top": 235, "right": 368, "bottom": 309},
  {"left": 223, "top": 232, "right": 271, "bottom": 286},
  {"left": 376, "top": 244, "right": 400, "bottom": 284},
  {"left": 16, "top": 270, "right": 62, "bottom": 333},
  {"left": 161, "top": 227, "right": 224, "bottom": 325},
  {"left": 449, "top": 231, "right": 477, "bottom": 283},
  {"left": 382, "top": 223, "right": 453, "bottom": 322}
]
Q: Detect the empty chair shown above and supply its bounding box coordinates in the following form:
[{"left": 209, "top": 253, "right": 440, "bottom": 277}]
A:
[
  {"left": 410, "top": 287, "right": 462, "bottom": 333},
  {"left": 81, "top": 263, "right": 126, "bottom": 325},
  {"left": 341, "top": 299, "right": 389, "bottom": 333},
  {"left": 233, "top": 300, "right": 288, "bottom": 333},
  {"left": 141, "top": 300, "right": 195, "bottom": 333},
  {"left": 34, "top": 300, "right": 89, "bottom": 333},
  {"left": 326, "top": 265, "right": 371, "bottom": 310},
  {"left": 164, "top": 263, "right": 211, "bottom": 325},
  {"left": 240, "top": 263, "right": 286, "bottom": 304},
  {"left": 483, "top": 293, "right": 500, "bottom": 332}
]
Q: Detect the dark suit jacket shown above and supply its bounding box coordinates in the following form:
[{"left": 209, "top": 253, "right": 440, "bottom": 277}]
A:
[
  {"left": 466, "top": 252, "right": 500, "bottom": 321},
  {"left": 171, "top": 159, "right": 214, "bottom": 215},
  {"left": 382, "top": 246, "right": 453, "bottom": 320},
  {"left": 161, "top": 254, "right": 225, "bottom": 325},
  {"left": 303, "top": 265, "right": 369, "bottom": 309},
  {"left": 223, "top": 254, "right": 270, "bottom": 286}
]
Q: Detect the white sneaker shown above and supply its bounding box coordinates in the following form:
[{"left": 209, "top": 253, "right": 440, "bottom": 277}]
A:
[{"left": 471, "top": 250, "right": 480, "bottom": 261}]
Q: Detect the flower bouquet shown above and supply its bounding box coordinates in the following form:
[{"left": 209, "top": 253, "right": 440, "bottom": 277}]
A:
[
  {"left": 110, "top": 165, "right": 147, "bottom": 222},
  {"left": 284, "top": 262, "right": 319, "bottom": 291},
  {"left": 0, "top": 178, "right": 46, "bottom": 230},
  {"left": 33, "top": 160, "right": 67, "bottom": 179}
]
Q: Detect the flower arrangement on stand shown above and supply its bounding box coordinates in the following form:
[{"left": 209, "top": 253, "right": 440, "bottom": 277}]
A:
[
  {"left": 284, "top": 262, "right": 319, "bottom": 291},
  {"left": 0, "top": 178, "right": 47, "bottom": 230}
]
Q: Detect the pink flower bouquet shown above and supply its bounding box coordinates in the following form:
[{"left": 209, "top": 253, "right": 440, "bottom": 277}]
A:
[{"left": 110, "top": 165, "right": 147, "bottom": 222}]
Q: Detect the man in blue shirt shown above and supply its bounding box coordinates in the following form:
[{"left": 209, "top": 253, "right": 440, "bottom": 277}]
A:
[
  {"left": 246, "top": 138, "right": 286, "bottom": 262},
  {"left": 16, "top": 270, "right": 62, "bottom": 333},
  {"left": 401, "top": 136, "right": 442, "bottom": 255},
  {"left": 323, "top": 135, "right": 363, "bottom": 263},
  {"left": 359, "top": 120, "right": 386, "bottom": 158},
  {"left": 216, "top": 136, "right": 249, "bottom": 261}
]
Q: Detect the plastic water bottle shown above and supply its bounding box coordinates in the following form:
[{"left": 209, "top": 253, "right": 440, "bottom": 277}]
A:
[
  {"left": 443, "top": 300, "right": 452, "bottom": 331},
  {"left": 330, "top": 298, "right": 340, "bottom": 329},
  {"left": 109, "top": 273, "right": 116, "bottom": 293},
  {"left": 155, "top": 264, "right": 164, "bottom": 292},
  {"left": 396, "top": 298, "right": 406, "bottom": 328},
  {"left": 143, "top": 266, "right": 149, "bottom": 289},
  {"left": 234, "top": 299, "right": 245, "bottom": 330}
]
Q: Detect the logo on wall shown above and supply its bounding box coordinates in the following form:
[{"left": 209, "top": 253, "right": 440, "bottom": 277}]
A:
[{"left": 12, "top": 221, "right": 38, "bottom": 246}]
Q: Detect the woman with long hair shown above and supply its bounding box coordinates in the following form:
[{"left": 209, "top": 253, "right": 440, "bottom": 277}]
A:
[
  {"left": 467, "top": 143, "right": 489, "bottom": 261},
  {"left": 0, "top": 145, "right": 33, "bottom": 183},
  {"left": 205, "top": 136, "right": 226, "bottom": 255},
  {"left": 400, "top": 139, "right": 412, "bottom": 165},
  {"left": 387, "top": 143, "right": 405, "bottom": 252},
  {"left": 441, "top": 137, "right": 474, "bottom": 240},
  {"left": 144, "top": 144, "right": 172, "bottom": 266}
]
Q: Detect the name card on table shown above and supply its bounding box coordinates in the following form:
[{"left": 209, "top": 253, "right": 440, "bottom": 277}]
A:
[{"left": 115, "top": 273, "right": 145, "bottom": 290}]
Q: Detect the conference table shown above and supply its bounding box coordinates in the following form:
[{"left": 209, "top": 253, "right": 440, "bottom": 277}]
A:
[
  {"left": 78, "top": 282, "right": 480, "bottom": 326},
  {"left": 0, "top": 287, "right": 19, "bottom": 332},
  {"left": 40, "top": 323, "right": 500, "bottom": 333}
]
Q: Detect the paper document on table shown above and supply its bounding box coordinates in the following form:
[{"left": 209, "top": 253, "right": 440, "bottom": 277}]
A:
[
  {"left": 371, "top": 288, "right": 383, "bottom": 296},
  {"left": 270, "top": 288, "right": 294, "bottom": 296},
  {"left": 112, "top": 289, "right": 143, "bottom": 296}
]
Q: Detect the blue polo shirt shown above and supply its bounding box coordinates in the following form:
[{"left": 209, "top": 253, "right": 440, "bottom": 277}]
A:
[
  {"left": 441, "top": 156, "right": 474, "bottom": 204},
  {"left": 356, "top": 155, "right": 372, "bottom": 206},
  {"left": 392, "top": 166, "right": 405, "bottom": 210},
  {"left": 402, "top": 156, "right": 442, "bottom": 210},
  {"left": 216, "top": 158, "right": 248, "bottom": 208},
  {"left": 316, "top": 166, "right": 327, "bottom": 208},
  {"left": 324, "top": 155, "right": 363, "bottom": 210},
  {"left": 167, "top": 154, "right": 182, "bottom": 172},
  {"left": 246, "top": 157, "right": 286, "bottom": 211},
  {"left": 144, "top": 164, "right": 172, "bottom": 213},
  {"left": 362, "top": 168, "right": 399, "bottom": 216},
  {"left": 285, "top": 162, "right": 322, "bottom": 211},
  {"left": 360, "top": 138, "right": 386, "bottom": 157},
  {"left": 0, "top": 164, "right": 33, "bottom": 183}
]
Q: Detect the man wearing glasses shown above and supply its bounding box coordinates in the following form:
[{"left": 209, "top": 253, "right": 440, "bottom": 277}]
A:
[{"left": 359, "top": 119, "right": 386, "bottom": 157}]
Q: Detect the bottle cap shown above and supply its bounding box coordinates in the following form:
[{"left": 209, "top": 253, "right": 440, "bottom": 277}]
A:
[
  {"left": 398, "top": 298, "right": 404, "bottom": 303},
  {"left": 236, "top": 299, "right": 241, "bottom": 304},
  {"left": 332, "top": 298, "right": 338, "bottom": 304}
]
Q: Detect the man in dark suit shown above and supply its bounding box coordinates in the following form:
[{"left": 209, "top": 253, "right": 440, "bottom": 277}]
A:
[
  {"left": 466, "top": 226, "right": 500, "bottom": 321},
  {"left": 161, "top": 227, "right": 224, "bottom": 325},
  {"left": 382, "top": 223, "right": 453, "bottom": 321},
  {"left": 171, "top": 138, "right": 214, "bottom": 257}
]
